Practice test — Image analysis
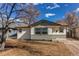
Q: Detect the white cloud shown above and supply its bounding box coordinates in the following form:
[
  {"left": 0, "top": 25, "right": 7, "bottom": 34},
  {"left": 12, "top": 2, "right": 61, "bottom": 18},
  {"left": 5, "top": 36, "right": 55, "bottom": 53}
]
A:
[
  {"left": 75, "top": 8, "right": 79, "bottom": 13},
  {"left": 45, "top": 13, "right": 56, "bottom": 18},
  {"left": 47, "top": 3, "right": 60, "bottom": 9}
]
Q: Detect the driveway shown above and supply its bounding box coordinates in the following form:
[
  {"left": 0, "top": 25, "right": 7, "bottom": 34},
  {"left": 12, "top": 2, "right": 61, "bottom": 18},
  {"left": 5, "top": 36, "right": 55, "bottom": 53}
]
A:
[{"left": 57, "top": 38, "right": 79, "bottom": 56}]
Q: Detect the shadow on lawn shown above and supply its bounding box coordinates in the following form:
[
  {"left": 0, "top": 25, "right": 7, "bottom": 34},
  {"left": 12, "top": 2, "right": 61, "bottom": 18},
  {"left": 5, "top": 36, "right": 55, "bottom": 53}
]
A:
[
  {"left": 21, "top": 40, "right": 59, "bottom": 46},
  {"left": 4, "top": 40, "right": 60, "bottom": 55}
]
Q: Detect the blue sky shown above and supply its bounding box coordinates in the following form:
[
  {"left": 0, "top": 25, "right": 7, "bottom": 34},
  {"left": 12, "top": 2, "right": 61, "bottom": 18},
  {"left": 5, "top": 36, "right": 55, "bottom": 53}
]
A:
[
  {"left": 0, "top": 3, "right": 79, "bottom": 22},
  {"left": 33, "top": 3, "right": 79, "bottom": 22}
]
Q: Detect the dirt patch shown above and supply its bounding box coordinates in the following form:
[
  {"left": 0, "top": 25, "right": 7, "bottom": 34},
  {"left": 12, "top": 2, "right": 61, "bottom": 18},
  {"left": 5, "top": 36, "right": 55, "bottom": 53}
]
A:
[{"left": 0, "top": 39, "right": 72, "bottom": 56}]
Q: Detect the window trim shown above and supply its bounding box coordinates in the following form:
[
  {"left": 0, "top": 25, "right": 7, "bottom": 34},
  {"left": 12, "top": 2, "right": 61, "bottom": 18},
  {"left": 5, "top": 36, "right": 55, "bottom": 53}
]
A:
[
  {"left": 59, "top": 27, "right": 64, "bottom": 33},
  {"left": 35, "top": 28, "right": 48, "bottom": 35}
]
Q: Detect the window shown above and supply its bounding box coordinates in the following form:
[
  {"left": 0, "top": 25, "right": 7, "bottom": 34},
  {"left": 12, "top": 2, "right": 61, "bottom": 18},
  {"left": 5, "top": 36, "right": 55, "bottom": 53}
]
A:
[
  {"left": 52, "top": 28, "right": 58, "bottom": 33},
  {"left": 35, "top": 28, "right": 48, "bottom": 35},
  {"left": 9, "top": 30, "right": 11, "bottom": 33},
  {"left": 56, "top": 30, "right": 58, "bottom": 32},
  {"left": 42, "top": 28, "right": 48, "bottom": 34},
  {"left": 35, "top": 28, "right": 41, "bottom": 34},
  {"left": 59, "top": 27, "right": 64, "bottom": 32}
]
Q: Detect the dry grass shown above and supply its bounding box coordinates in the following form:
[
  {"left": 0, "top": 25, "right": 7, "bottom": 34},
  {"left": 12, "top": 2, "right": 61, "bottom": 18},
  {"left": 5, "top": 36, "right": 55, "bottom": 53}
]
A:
[{"left": 0, "top": 39, "right": 72, "bottom": 56}]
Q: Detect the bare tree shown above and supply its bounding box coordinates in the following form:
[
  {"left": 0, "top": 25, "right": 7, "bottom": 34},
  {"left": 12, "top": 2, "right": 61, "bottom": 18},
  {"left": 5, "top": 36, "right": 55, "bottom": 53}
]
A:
[
  {"left": 65, "top": 12, "right": 78, "bottom": 38},
  {"left": 18, "top": 3, "right": 40, "bottom": 39},
  {"left": 0, "top": 3, "right": 39, "bottom": 50},
  {"left": 65, "top": 12, "right": 77, "bottom": 27}
]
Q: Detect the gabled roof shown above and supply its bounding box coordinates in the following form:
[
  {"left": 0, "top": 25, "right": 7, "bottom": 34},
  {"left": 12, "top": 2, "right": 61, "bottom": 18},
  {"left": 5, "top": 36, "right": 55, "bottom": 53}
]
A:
[
  {"left": 16, "top": 20, "right": 61, "bottom": 28},
  {"left": 30, "top": 20, "right": 61, "bottom": 26}
]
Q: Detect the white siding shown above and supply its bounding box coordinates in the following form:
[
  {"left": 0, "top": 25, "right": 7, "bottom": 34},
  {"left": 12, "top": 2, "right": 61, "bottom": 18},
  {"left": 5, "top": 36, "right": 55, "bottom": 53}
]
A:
[
  {"left": 31, "top": 27, "right": 66, "bottom": 40},
  {"left": 17, "top": 31, "right": 26, "bottom": 39},
  {"left": 48, "top": 28, "right": 66, "bottom": 35},
  {"left": 17, "top": 27, "right": 67, "bottom": 40},
  {"left": 17, "top": 28, "right": 30, "bottom": 39},
  {"left": 31, "top": 27, "right": 35, "bottom": 35},
  {"left": 48, "top": 28, "right": 52, "bottom": 35},
  {"left": 30, "top": 27, "right": 66, "bottom": 35}
]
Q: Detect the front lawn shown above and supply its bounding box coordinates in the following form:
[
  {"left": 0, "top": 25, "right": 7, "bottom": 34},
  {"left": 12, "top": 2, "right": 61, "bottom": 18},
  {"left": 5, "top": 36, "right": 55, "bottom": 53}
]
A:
[{"left": 0, "top": 39, "right": 72, "bottom": 56}]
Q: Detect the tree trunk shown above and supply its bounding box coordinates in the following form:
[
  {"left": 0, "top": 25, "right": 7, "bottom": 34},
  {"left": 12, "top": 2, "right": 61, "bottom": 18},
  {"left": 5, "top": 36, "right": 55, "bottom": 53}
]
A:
[
  {"left": 0, "top": 31, "right": 7, "bottom": 50},
  {"left": 0, "top": 35, "right": 6, "bottom": 50},
  {"left": 0, "top": 42, "right": 5, "bottom": 50}
]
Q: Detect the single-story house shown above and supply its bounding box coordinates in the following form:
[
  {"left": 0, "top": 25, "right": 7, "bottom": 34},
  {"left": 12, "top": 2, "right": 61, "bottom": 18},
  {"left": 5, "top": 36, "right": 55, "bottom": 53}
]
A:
[
  {"left": 0, "top": 28, "right": 17, "bottom": 40},
  {"left": 16, "top": 20, "right": 68, "bottom": 40}
]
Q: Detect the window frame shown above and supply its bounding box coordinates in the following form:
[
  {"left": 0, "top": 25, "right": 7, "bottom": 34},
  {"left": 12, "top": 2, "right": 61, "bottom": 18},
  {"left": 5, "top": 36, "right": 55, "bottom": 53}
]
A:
[
  {"left": 35, "top": 28, "right": 48, "bottom": 35},
  {"left": 59, "top": 27, "right": 64, "bottom": 33}
]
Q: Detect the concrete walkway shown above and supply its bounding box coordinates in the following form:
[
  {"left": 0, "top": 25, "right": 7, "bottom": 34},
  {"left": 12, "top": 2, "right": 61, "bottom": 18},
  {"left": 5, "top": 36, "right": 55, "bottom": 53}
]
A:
[{"left": 57, "top": 38, "right": 79, "bottom": 56}]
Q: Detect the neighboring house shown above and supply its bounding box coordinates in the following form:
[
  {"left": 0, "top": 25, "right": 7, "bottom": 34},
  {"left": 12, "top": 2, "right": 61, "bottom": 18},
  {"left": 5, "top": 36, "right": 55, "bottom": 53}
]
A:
[
  {"left": 16, "top": 20, "right": 67, "bottom": 40},
  {"left": 0, "top": 23, "right": 17, "bottom": 39},
  {"left": 71, "top": 26, "right": 79, "bottom": 39},
  {"left": 7, "top": 28, "right": 17, "bottom": 39},
  {"left": 75, "top": 27, "right": 79, "bottom": 39},
  {"left": 67, "top": 18, "right": 79, "bottom": 39},
  {"left": 74, "top": 19, "right": 79, "bottom": 39}
]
